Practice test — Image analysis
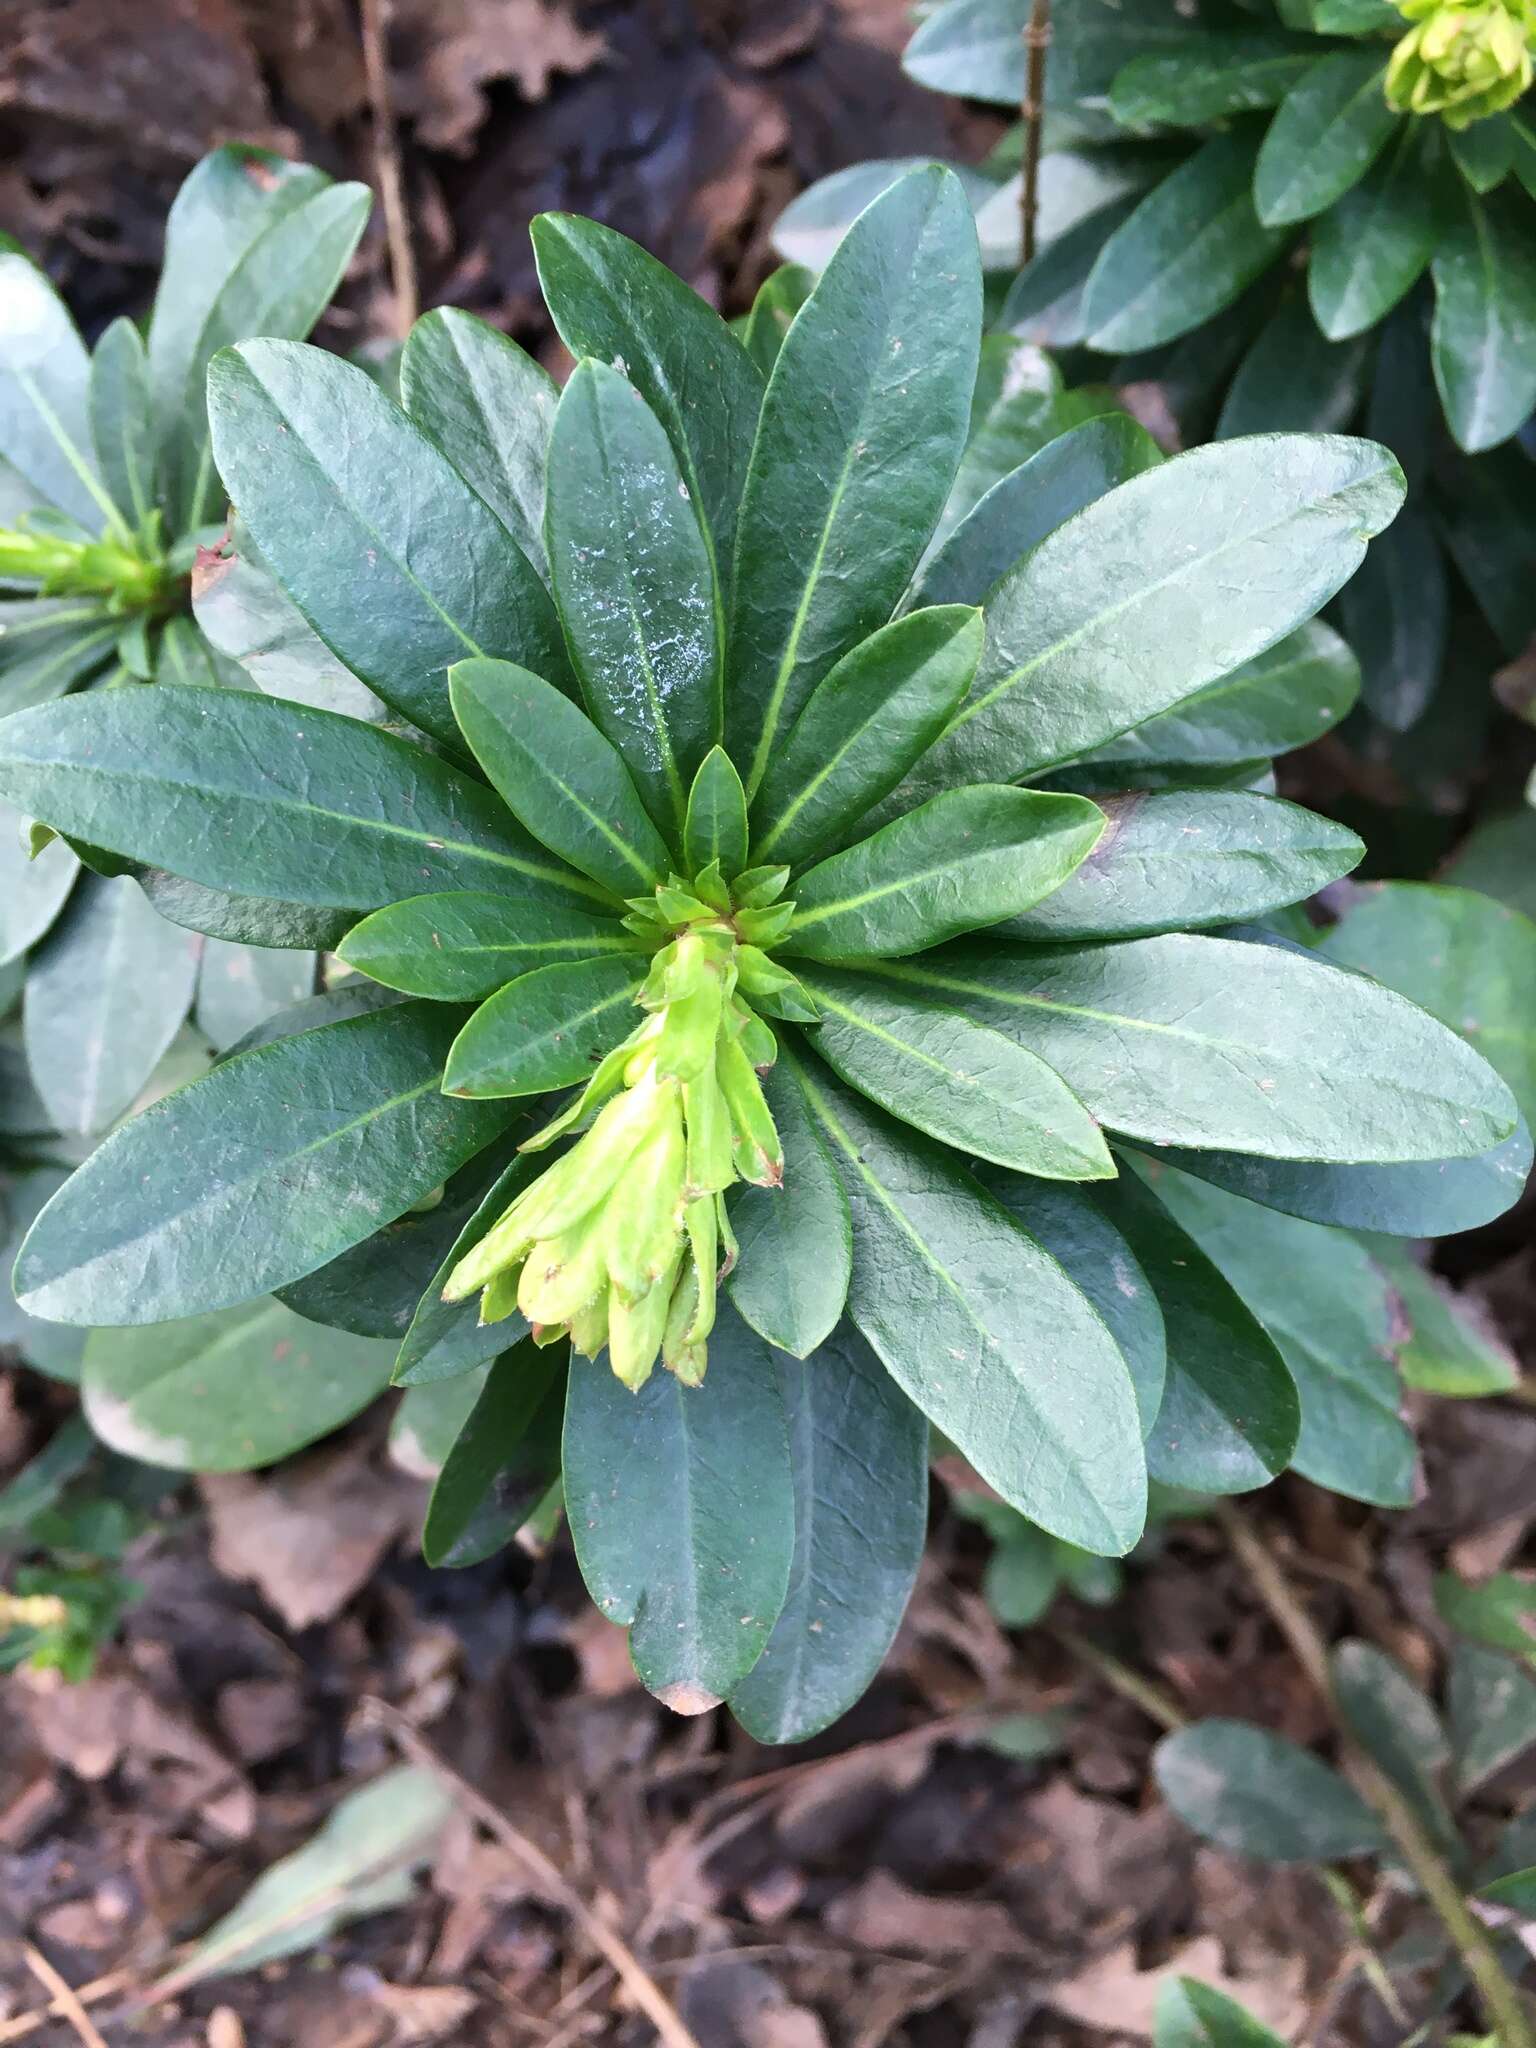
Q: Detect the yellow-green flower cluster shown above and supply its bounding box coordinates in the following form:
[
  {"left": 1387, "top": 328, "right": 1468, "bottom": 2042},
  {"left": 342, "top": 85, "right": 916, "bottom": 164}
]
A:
[
  {"left": 0, "top": 518, "right": 167, "bottom": 610},
  {"left": 442, "top": 921, "right": 786, "bottom": 1390},
  {"left": 1386, "top": 0, "right": 1535, "bottom": 126}
]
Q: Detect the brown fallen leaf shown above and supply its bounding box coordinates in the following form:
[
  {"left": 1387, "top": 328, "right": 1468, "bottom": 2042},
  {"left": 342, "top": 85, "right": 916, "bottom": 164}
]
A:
[
  {"left": 391, "top": 0, "right": 607, "bottom": 152},
  {"left": 823, "top": 1871, "right": 1026, "bottom": 1957},
  {"left": 1044, "top": 1936, "right": 1308, "bottom": 2038},
  {"left": 365, "top": 1977, "right": 478, "bottom": 2043}
]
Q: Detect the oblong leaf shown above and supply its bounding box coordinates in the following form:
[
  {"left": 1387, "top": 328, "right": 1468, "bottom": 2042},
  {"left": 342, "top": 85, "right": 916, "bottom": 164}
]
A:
[
  {"left": 1154, "top": 1720, "right": 1387, "bottom": 1862},
  {"left": 15, "top": 1000, "right": 514, "bottom": 1325},
  {"left": 0, "top": 253, "right": 108, "bottom": 531},
  {"left": 89, "top": 316, "right": 157, "bottom": 531},
  {"left": 1309, "top": 125, "right": 1443, "bottom": 340},
  {"left": 563, "top": 1304, "right": 795, "bottom": 1712},
  {"left": 1002, "top": 791, "right": 1362, "bottom": 941},
  {"left": 138, "top": 870, "right": 356, "bottom": 952},
  {"left": 400, "top": 307, "right": 556, "bottom": 577},
  {"left": 913, "top": 436, "right": 1402, "bottom": 794},
  {"left": 207, "top": 341, "right": 569, "bottom": 746},
  {"left": 683, "top": 747, "right": 750, "bottom": 878},
  {"left": 449, "top": 658, "right": 669, "bottom": 897},
  {"left": 783, "top": 786, "right": 1104, "bottom": 962},
  {"left": 729, "top": 1325, "right": 927, "bottom": 1744},
  {"left": 1111, "top": 34, "right": 1320, "bottom": 126},
  {"left": 546, "top": 360, "right": 721, "bottom": 841},
  {"left": 1254, "top": 52, "right": 1399, "bottom": 227},
  {"left": 443, "top": 954, "right": 647, "bottom": 1099},
  {"left": 904, "top": 0, "right": 1027, "bottom": 104},
  {"left": 884, "top": 932, "right": 1517, "bottom": 1162},
  {"left": 727, "top": 166, "right": 982, "bottom": 796},
  {"left": 422, "top": 1341, "right": 565, "bottom": 1566},
  {"left": 800, "top": 963, "right": 1113, "bottom": 1179},
  {"left": 339, "top": 891, "right": 638, "bottom": 1002},
  {"left": 1215, "top": 294, "right": 1370, "bottom": 438},
  {"left": 795, "top": 1053, "right": 1146, "bottom": 1555},
  {"left": 751, "top": 608, "right": 982, "bottom": 870},
  {"left": 190, "top": 521, "right": 383, "bottom": 719},
  {"left": 83, "top": 1300, "right": 395, "bottom": 1471},
  {"left": 0, "top": 686, "right": 594, "bottom": 912},
  {"left": 1431, "top": 185, "right": 1536, "bottom": 454},
  {"left": 727, "top": 1055, "right": 852, "bottom": 1358}
]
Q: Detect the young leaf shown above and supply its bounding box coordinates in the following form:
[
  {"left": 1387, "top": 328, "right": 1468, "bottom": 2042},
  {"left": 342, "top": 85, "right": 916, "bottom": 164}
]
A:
[
  {"left": 683, "top": 747, "right": 750, "bottom": 878},
  {"left": 796, "top": 1056, "right": 1146, "bottom": 1555},
  {"left": 1309, "top": 125, "right": 1444, "bottom": 339},
  {"left": 531, "top": 211, "right": 762, "bottom": 617},
  {"left": 1082, "top": 133, "right": 1287, "bottom": 353},
  {"left": 751, "top": 608, "right": 983, "bottom": 869},
  {"left": 799, "top": 964, "right": 1114, "bottom": 1179},
  {"left": 24, "top": 873, "right": 201, "bottom": 1136},
  {"left": 422, "top": 1341, "right": 565, "bottom": 1566},
  {"left": 442, "top": 954, "right": 648, "bottom": 1099},
  {"left": 783, "top": 787, "right": 1104, "bottom": 962},
  {"left": 339, "top": 891, "right": 637, "bottom": 1002},
  {"left": 0, "top": 687, "right": 595, "bottom": 912},
  {"left": 1431, "top": 186, "right": 1536, "bottom": 453},
  {"left": 912, "top": 436, "right": 1402, "bottom": 795},
  {"left": 1002, "top": 792, "right": 1362, "bottom": 942},
  {"left": 399, "top": 307, "right": 557, "bottom": 577},
  {"left": 206, "top": 341, "right": 569, "bottom": 747},
  {"left": 727, "top": 165, "right": 982, "bottom": 796},
  {"left": 0, "top": 254, "right": 112, "bottom": 533},
  {"left": 563, "top": 1304, "right": 795, "bottom": 1712},
  {"left": 728, "top": 1325, "right": 927, "bottom": 1744},
  {"left": 1097, "top": 1173, "right": 1300, "bottom": 1495},
  {"left": 89, "top": 317, "right": 157, "bottom": 532},
  {"left": 910, "top": 414, "right": 1163, "bottom": 613},
  {"left": 1153, "top": 1977, "right": 1287, "bottom": 2048},
  {"left": 1254, "top": 53, "right": 1399, "bottom": 227},
  {"left": 83, "top": 1301, "right": 395, "bottom": 1471},
  {"left": 727, "top": 1054, "right": 853, "bottom": 1359},
  {"left": 449, "top": 658, "right": 669, "bottom": 898},
  {"left": 740, "top": 263, "right": 814, "bottom": 377},
  {"left": 14, "top": 1000, "right": 515, "bottom": 1325},
  {"left": 898, "top": 931, "right": 1516, "bottom": 1162},
  {"left": 546, "top": 360, "right": 721, "bottom": 840},
  {"left": 1154, "top": 1720, "right": 1387, "bottom": 1862}
]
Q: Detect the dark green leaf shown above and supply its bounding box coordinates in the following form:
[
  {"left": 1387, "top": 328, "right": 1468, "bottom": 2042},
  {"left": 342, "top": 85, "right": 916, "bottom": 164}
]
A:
[
  {"left": 138, "top": 870, "right": 356, "bottom": 952},
  {"left": 89, "top": 317, "right": 156, "bottom": 531},
  {"left": 1153, "top": 1977, "right": 1287, "bottom": 2048},
  {"left": 1333, "top": 1638, "right": 1455, "bottom": 1851},
  {"left": 1339, "top": 503, "right": 1446, "bottom": 732},
  {"left": 912, "top": 438, "right": 1401, "bottom": 794},
  {"left": 740, "top": 264, "right": 814, "bottom": 377},
  {"left": 194, "top": 940, "right": 316, "bottom": 1053},
  {"left": 783, "top": 786, "right": 1103, "bottom": 962},
  {"left": 751, "top": 608, "right": 983, "bottom": 868},
  {"left": 547, "top": 361, "right": 721, "bottom": 842},
  {"left": 1082, "top": 134, "right": 1288, "bottom": 353},
  {"left": 977, "top": 1172, "right": 1166, "bottom": 1438},
  {"left": 0, "top": 686, "right": 595, "bottom": 912},
  {"left": 1452, "top": 111, "right": 1516, "bottom": 192},
  {"left": 1254, "top": 54, "right": 1399, "bottom": 227},
  {"left": 1111, "top": 35, "right": 1320, "bottom": 127},
  {"left": 390, "top": 1368, "right": 489, "bottom": 1479},
  {"left": 339, "top": 891, "right": 637, "bottom": 1002},
  {"left": 1097, "top": 1173, "right": 1299, "bottom": 1495},
  {"left": 0, "top": 253, "right": 111, "bottom": 532},
  {"left": 911, "top": 414, "right": 1162, "bottom": 614},
  {"left": 683, "top": 747, "right": 750, "bottom": 878},
  {"left": 999, "top": 198, "right": 1142, "bottom": 350},
  {"left": 14, "top": 999, "right": 514, "bottom": 1325},
  {"left": 190, "top": 523, "right": 383, "bottom": 720},
  {"left": 1309, "top": 126, "right": 1444, "bottom": 339},
  {"left": 1216, "top": 295, "right": 1369, "bottom": 437},
  {"left": 800, "top": 963, "right": 1113, "bottom": 1178},
  {"left": 0, "top": 794, "right": 78, "bottom": 964},
  {"left": 399, "top": 307, "right": 556, "bottom": 577},
  {"left": 207, "top": 341, "right": 569, "bottom": 746},
  {"left": 532, "top": 212, "right": 762, "bottom": 614},
  {"left": 422, "top": 1341, "right": 565, "bottom": 1566},
  {"left": 1139, "top": 1161, "right": 1413, "bottom": 1506},
  {"left": 727, "top": 166, "right": 981, "bottom": 797},
  {"left": 898, "top": 931, "right": 1516, "bottom": 1161},
  {"left": 1003, "top": 792, "right": 1361, "bottom": 942},
  {"left": 1431, "top": 185, "right": 1536, "bottom": 453},
  {"left": 1437, "top": 441, "right": 1536, "bottom": 656},
  {"left": 727, "top": 1053, "right": 852, "bottom": 1358},
  {"left": 795, "top": 1055, "right": 1146, "bottom": 1554},
  {"left": 442, "top": 954, "right": 648, "bottom": 1099},
  {"left": 449, "top": 658, "right": 667, "bottom": 897},
  {"left": 392, "top": 1149, "right": 540, "bottom": 1384},
  {"left": 82, "top": 1301, "right": 394, "bottom": 1471},
  {"left": 24, "top": 873, "right": 200, "bottom": 1136},
  {"left": 563, "top": 1303, "right": 795, "bottom": 1712},
  {"left": 1154, "top": 1719, "right": 1387, "bottom": 1862},
  {"left": 1450, "top": 1642, "right": 1536, "bottom": 1792},
  {"left": 904, "top": 0, "right": 1027, "bottom": 104},
  {"left": 729, "top": 1324, "right": 927, "bottom": 1743}
]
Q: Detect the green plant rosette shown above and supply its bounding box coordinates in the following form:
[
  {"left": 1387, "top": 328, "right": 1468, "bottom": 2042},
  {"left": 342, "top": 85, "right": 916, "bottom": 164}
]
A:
[{"left": 0, "top": 166, "right": 1524, "bottom": 1736}]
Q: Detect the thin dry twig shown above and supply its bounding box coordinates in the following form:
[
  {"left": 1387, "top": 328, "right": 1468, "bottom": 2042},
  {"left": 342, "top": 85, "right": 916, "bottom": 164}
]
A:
[
  {"left": 19, "top": 1948, "right": 110, "bottom": 2048},
  {"left": 361, "top": 1697, "right": 704, "bottom": 2048},
  {"left": 1049, "top": 1623, "right": 1189, "bottom": 1733},
  {"left": 358, "top": 0, "right": 419, "bottom": 336},
  {"left": 1019, "top": 0, "right": 1052, "bottom": 267},
  {"left": 1215, "top": 1499, "right": 1536, "bottom": 2048},
  {"left": 0, "top": 1969, "right": 131, "bottom": 2047}
]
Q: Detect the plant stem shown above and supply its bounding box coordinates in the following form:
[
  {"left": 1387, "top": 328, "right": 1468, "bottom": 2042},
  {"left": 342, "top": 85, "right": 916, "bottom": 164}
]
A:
[
  {"left": 359, "top": 0, "right": 419, "bottom": 337},
  {"left": 1050, "top": 1622, "right": 1188, "bottom": 1732},
  {"left": 1215, "top": 1500, "right": 1536, "bottom": 2048},
  {"left": 1020, "top": 0, "right": 1052, "bottom": 268}
]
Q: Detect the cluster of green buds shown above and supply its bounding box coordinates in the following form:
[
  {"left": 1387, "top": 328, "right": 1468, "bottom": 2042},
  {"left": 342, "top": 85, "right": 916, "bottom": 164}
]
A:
[
  {"left": 442, "top": 861, "right": 816, "bottom": 1391},
  {"left": 0, "top": 513, "right": 170, "bottom": 612},
  {"left": 1386, "top": 0, "right": 1536, "bottom": 125}
]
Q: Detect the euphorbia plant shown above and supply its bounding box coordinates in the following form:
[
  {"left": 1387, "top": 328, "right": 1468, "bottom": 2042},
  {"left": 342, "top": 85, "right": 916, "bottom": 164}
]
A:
[
  {"left": 0, "top": 145, "right": 369, "bottom": 1131},
  {"left": 0, "top": 167, "right": 1522, "bottom": 1735}
]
